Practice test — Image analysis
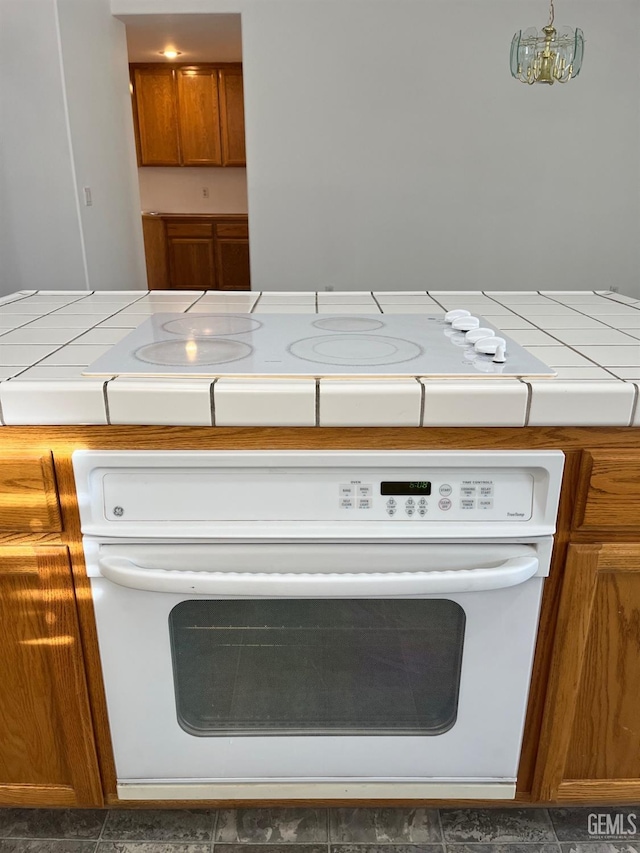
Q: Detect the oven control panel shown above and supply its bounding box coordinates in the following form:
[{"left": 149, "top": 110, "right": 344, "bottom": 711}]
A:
[
  {"left": 73, "top": 450, "right": 564, "bottom": 536},
  {"left": 335, "top": 473, "right": 531, "bottom": 521}
]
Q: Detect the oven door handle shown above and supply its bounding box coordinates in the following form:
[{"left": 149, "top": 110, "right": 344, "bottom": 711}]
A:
[{"left": 97, "top": 555, "right": 539, "bottom": 596}]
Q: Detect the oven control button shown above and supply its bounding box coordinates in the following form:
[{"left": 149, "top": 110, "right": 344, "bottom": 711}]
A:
[
  {"left": 460, "top": 499, "right": 476, "bottom": 510},
  {"left": 405, "top": 498, "right": 415, "bottom": 507},
  {"left": 358, "top": 498, "right": 372, "bottom": 510},
  {"left": 418, "top": 498, "right": 427, "bottom": 507},
  {"left": 460, "top": 486, "right": 476, "bottom": 498},
  {"left": 479, "top": 485, "right": 494, "bottom": 497},
  {"left": 387, "top": 506, "right": 397, "bottom": 516},
  {"left": 479, "top": 499, "right": 494, "bottom": 510},
  {"left": 439, "top": 484, "right": 452, "bottom": 497},
  {"left": 405, "top": 507, "right": 415, "bottom": 517},
  {"left": 438, "top": 498, "right": 452, "bottom": 511},
  {"left": 358, "top": 484, "right": 372, "bottom": 497},
  {"left": 340, "top": 498, "right": 354, "bottom": 509},
  {"left": 340, "top": 484, "right": 354, "bottom": 497},
  {"left": 386, "top": 498, "right": 396, "bottom": 508},
  {"left": 418, "top": 507, "right": 427, "bottom": 517}
]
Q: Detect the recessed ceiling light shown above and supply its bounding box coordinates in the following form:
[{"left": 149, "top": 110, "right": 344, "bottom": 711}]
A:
[{"left": 159, "top": 49, "right": 182, "bottom": 59}]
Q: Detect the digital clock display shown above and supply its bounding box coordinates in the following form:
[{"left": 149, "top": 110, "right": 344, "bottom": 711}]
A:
[{"left": 380, "top": 481, "right": 432, "bottom": 496}]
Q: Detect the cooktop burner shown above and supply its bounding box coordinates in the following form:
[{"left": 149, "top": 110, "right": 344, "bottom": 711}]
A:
[{"left": 83, "top": 312, "right": 556, "bottom": 379}]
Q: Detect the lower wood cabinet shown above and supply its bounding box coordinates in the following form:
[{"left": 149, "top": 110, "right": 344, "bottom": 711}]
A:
[
  {"left": 533, "top": 543, "right": 640, "bottom": 803},
  {"left": 0, "top": 545, "right": 102, "bottom": 806},
  {"left": 144, "top": 214, "right": 250, "bottom": 291}
]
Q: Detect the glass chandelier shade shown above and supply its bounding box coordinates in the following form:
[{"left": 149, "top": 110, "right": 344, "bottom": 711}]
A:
[{"left": 511, "top": 0, "right": 584, "bottom": 85}]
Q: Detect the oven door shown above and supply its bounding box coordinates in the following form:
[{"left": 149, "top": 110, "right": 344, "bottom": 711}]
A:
[{"left": 87, "top": 541, "right": 546, "bottom": 800}]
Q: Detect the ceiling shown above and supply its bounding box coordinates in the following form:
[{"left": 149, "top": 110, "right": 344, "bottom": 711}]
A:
[{"left": 121, "top": 14, "right": 242, "bottom": 63}]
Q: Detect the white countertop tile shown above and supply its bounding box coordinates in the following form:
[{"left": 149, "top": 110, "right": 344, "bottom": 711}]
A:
[
  {"left": 25, "top": 314, "right": 111, "bottom": 328},
  {"left": 0, "top": 366, "right": 29, "bottom": 380},
  {"left": 0, "top": 328, "right": 81, "bottom": 345},
  {"left": 0, "top": 314, "right": 44, "bottom": 329},
  {"left": 37, "top": 345, "right": 112, "bottom": 366},
  {"left": 0, "top": 344, "right": 60, "bottom": 364},
  {"left": 107, "top": 377, "right": 213, "bottom": 426},
  {"left": 214, "top": 378, "right": 316, "bottom": 426},
  {"left": 569, "top": 345, "right": 640, "bottom": 367},
  {"left": 545, "top": 329, "right": 639, "bottom": 346},
  {"left": 527, "top": 380, "right": 636, "bottom": 426},
  {"left": 599, "top": 314, "right": 640, "bottom": 328},
  {"left": 0, "top": 377, "right": 108, "bottom": 425},
  {"left": 319, "top": 379, "right": 421, "bottom": 426},
  {"left": 70, "top": 328, "right": 132, "bottom": 345},
  {"left": 316, "top": 304, "right": 383, "bottom": 314},
  {"left": 524, "top": 346, "right": 596, "bottom": 367},
  {"left": 608, "top": 368, "right": 640, "bottom": 380},
  {"left": 422, "top": 379, "right": 528, "bottom": 427}
]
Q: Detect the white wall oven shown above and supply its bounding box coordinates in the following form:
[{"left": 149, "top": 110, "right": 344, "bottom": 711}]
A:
[{"left": 74, "top": 450, "right": 563, "bottom": 802}]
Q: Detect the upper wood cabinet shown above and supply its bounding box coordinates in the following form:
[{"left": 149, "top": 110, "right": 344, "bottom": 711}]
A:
[
  {"left": 131, "top": 63, "right": 245, "bottom": 167},
  {"left": 132, "top": 67, "right": 181, "bottom": 166},
  {"left": 0, "top": 545, "right": 102, "bottom": 806},
  {"left": 533, "top": 543, "right": 640, "bottom": 804},
  {"left": 219, "top": 67, "right": 246, "bottom": 166},
  {"left": 176, "top": 68, "right": 222, "bottom": 166}
]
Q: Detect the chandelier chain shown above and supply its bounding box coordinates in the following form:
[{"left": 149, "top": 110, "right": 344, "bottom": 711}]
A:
[{"left": 548, "top": 0, "right": 555, "bottom": 27}]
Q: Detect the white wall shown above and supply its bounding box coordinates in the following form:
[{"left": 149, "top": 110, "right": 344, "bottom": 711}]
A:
[
  {"left": 0, "top": 0, "right": 87, "bottom": 295},
  {"left": 139, "top": 167, "right": 248, "bottom": 213},
  {"left": 0, "top": 0, "right": 147, "bottom": 297},
  {"left": 114, "top": 0, "right": 640, "bottom": 296},
  {"left": 57, "top": 0, "right": 148, "bottom": 291}
]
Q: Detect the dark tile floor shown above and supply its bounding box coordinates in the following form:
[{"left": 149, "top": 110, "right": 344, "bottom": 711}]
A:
[{"left": 0, "top": 808, "right": 638, "bottom": 853}]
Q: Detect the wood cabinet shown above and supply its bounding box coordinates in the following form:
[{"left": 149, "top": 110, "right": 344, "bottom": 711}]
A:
[
  {"left": 132, "top": 63, "right": 245, "bottom": 167},
  {"left": 144, "top": 214, "right": 250, "bottom": 291},
  {"left": 534, "top": 544, "right": 640, "bottom": 803},
  {"left": 132, "top": 66, "right": 181, "bottom": 166},
  {"left": 0, "top": 452, "right": 61, "bottom": 533},
  {"left": 0, "top": 545, "right": 102, "bottom": 806}
]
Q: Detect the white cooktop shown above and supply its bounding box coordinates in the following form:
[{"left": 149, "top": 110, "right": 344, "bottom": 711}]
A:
[{"left": 82, "top": 313, "right": 556, "bottom": 379}]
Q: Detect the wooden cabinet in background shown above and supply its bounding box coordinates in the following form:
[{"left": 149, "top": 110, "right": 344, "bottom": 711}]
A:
[
  {"left": 132, "top": 66, "right": 181, "bottom": 166},
  {"left": 219, "top": 67, "right": 246, "bottom": 166},
  {"left": 131, "top": 63, "right": 245, "bottom": 167},
  {"left": 143, "top": 214, "right": 250, "bottom": 290},
  {"left": 176, "top": 68, "right": 222, "bottom": 166},
  {"left": 533, "top": 543, "right": 640, "bottom": 803},
  {"left": 0, "top": 452, "right": 61, "bottom": 533},
  {"left": 0, "top": 545, "right": 102, "bottom": 806}
]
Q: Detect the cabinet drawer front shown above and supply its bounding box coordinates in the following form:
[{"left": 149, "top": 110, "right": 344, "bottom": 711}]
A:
[
  {"left": 0, "top": 453, "right": 61, "bottom": 533},
  {"left": 166, "top": 222, "right": 213, "bottom": 238},
  {"left": 574, "top": 450, "right": 640, "bottom": 530},
  {"left": 215, "top": 223, "right": 249, "bottom": 238}
]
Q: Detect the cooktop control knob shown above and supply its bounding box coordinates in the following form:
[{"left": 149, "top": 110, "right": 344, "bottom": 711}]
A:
[
  {"left": 474, "top": 336, "right": 507, "bottom": 357},
  {"left": 465, "top": 327, "right": 494, "bottom": 343},
  {"left": 451, "top": 315, "right": 480, "bottom": 332},
  {"left": 444, "top": 309, "right": 470, "bottom": 324}
]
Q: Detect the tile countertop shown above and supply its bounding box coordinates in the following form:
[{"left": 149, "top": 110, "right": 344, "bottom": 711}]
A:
[{"left": 1, "top": 288, "right": 640, "bottom": 427}]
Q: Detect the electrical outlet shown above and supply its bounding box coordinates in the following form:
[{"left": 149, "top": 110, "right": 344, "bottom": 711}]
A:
[
  {"left": 201, "top": 187, "right": 210, "bottom": 199},
  {"left": 83, "top": 187, "right": 92, "bottom": 207}
]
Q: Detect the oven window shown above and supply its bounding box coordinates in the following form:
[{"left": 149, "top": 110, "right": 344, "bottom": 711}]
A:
[{"left": 169, "top": 599, "right": 465, "bottom": 737}]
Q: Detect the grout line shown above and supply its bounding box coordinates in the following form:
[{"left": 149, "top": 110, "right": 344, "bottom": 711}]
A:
[
  {"left": 315, "top": 292, "right": 319, "bottom": 313},
  {"left": 436, "top": 806, "right": 445, "bottom": 846},
  {"left": 628, "top": 381, "right": 640, "bottom": 426},
  {"left": 315, "top": 378, "right": 321, "bottom": 426},
  {"left": 210, "top": 378, "right": 218, "bottom": 426},
  {"left": 522, "top": 379, "right": 533, "bottom": 426},
  {"left": 0, "top": 388, "right": 5, "bottom": 425},
  {"left": 102, "top": 379, "right": 114, "bottom": 424},
  {"left": 417, "top": 376, "right": 425, "bottom": 426},
  {"left": 370, "top": 292, "right": 384, "bottom": 313},
  {"left": 250, "top": 293, "right": 263, "bottom": 313}
]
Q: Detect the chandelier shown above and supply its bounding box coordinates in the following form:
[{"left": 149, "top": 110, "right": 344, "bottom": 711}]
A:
[{"left": 511, "top": 0, "right": 584, "bottom": 84}]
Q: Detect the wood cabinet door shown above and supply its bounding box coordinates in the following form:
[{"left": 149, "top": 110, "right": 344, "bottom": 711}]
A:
[
  {"left": 176, "top": 68, "right": 222, "bottom": 166},
  {"left": 218, "top": 68, "right": 246, "bottom": 166},
  {"left": 168, "top": 237, "right": 216, "bottom": 289},
  {"left": 214, "top": 222, "right": 250, "bottom": 290},
  {"left": 533, "top": 543, "right": 640, "bottom": 803},
  {"left": 133, "top": 67, "right": 180, "bottom": 166},
  {"left": 0, "top": 546, "right": 102, "bottom": 806}
]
